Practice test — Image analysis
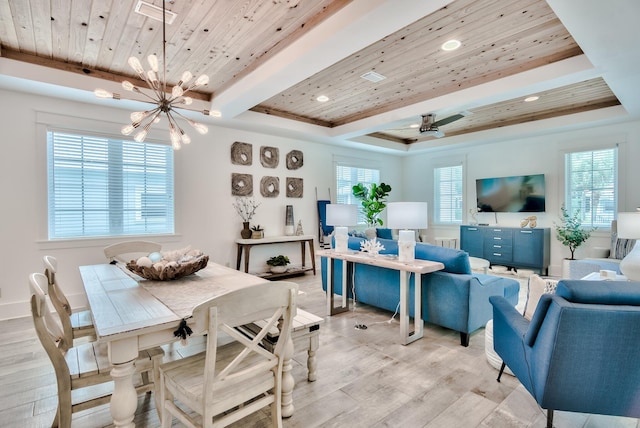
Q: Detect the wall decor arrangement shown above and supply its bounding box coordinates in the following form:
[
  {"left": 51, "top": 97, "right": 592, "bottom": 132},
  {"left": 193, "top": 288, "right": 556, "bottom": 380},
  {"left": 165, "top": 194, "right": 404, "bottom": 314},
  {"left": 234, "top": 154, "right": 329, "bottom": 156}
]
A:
[
  {"left": 260, "top": 176, "right": 280, "bottom": 198},
  {"left": 286, "top": 177, "right": 303, "bottom": 198},
  {"left": 230, "top": 141, "right": 252, "bottom": 165},
  {"left": 231, "top": 173, "right": 253, "bottom": 196},
  {"left": 260, "top": 146, "right": 279, "bottom": 168},
  {"left": 286, "top": 150, "right": 304, "bottom": 170}
]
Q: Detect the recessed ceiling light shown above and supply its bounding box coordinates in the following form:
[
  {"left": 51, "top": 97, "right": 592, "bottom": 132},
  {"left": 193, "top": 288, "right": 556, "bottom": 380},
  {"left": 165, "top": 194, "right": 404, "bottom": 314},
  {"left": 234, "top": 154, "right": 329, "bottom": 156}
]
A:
[
  {"left": 524, "top": 96, "right": 540, "bottom": 102},
  {"left": 441, "top": 39, "right": 461, "bottom": 51},
  {"left": 316, "top": 95, "right": 329, "bottom": 102}
]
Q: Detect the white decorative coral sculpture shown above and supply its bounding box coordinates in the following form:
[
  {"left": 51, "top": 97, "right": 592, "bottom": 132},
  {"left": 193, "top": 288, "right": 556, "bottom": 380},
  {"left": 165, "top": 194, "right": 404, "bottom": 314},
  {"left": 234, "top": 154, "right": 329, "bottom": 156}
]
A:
[{"left": 360, "top": 238, "right": 385, "bottom": 256}]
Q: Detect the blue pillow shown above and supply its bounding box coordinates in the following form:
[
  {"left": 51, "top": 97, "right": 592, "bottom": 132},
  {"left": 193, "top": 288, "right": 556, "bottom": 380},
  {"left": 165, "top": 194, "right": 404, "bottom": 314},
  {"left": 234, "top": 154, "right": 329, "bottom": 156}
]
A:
[{"left": 376, "top": 228, "right": 393, "bottom": 240}]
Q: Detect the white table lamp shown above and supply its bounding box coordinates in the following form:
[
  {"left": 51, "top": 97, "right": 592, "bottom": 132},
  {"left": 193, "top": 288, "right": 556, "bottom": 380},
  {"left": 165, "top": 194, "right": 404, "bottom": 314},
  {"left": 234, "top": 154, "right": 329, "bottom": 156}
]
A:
[
  {"left": 326, "top": 204, "right": 358, "bottom": 253},
  {"left": 387, "top": 202, "right": 428, "bottom": 262},
  {"left": 617, "top": 211, "right": 640, "bottom": 281}
]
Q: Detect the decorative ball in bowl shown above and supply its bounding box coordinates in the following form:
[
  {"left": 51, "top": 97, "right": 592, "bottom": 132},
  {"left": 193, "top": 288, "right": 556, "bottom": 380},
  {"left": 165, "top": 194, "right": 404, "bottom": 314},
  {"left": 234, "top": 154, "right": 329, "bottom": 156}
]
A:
[{"left": 126, "top": 248, "right": 209, "bottom": 281}]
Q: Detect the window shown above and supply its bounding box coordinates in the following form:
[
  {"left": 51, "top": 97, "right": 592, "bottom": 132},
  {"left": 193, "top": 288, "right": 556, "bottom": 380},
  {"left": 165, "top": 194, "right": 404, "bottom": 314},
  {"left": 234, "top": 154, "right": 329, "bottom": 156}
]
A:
[
  {"left": 47, "top": 131, "right": 174, "bottom": 239},
  {"left": 565, "top": 147, "right": 617, "bottom": 229},
  {"left": 434, "top": 164, "right": 463, "bottom": 223},
  {"left": 335, "top": 164, "right": 380, "bottom": 225}
]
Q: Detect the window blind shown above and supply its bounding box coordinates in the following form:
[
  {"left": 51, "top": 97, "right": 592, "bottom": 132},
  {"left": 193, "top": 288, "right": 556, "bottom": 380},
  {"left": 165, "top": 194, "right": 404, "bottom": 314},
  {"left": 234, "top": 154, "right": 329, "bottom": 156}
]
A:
[
  {"left": 47, "top": 131, "right": 174, "bottom": 239},
  {"left": 335, "top": 165, "right": 380, "bottom": 225},
  {"left": 434, "top": 164, "right": 463, "bottom": 223},
  {"left": 565, "top": 147, "right": 617, "bottom": 228}
]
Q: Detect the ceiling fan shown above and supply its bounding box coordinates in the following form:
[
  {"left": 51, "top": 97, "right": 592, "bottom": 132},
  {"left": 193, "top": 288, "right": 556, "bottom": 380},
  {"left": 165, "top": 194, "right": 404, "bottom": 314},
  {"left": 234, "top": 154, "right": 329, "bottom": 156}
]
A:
[{"left": 419, "top": 112, "right": 469, "bottom": 138}]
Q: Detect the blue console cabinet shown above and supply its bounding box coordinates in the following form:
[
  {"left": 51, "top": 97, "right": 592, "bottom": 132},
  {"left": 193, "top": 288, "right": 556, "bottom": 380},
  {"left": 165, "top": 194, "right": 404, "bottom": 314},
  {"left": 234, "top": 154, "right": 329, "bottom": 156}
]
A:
[{"left": 460, "top": 225, "right": 550, "bottom": 274}]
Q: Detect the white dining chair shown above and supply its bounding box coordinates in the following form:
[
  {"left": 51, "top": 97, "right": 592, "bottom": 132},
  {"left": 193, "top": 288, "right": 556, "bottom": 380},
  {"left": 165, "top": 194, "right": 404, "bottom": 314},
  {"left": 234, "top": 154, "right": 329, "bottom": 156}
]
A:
[
  {"left": 103, "top": 240, "right": 162, "bottom": 263},
  {"left": 158, "top": 281, "right": 298, "bottom": 428},
  {"left": 43, "top": 255, "right": 95, "bottom": 347},
  {"left": 29, "top": 272, "right": 164, "bottom": 428}
]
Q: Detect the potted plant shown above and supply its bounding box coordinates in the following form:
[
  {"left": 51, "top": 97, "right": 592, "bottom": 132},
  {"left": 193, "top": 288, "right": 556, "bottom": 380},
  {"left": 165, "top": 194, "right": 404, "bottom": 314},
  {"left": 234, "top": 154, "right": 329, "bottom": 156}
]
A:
[
  {"left": 555, "top": 205, "right": 595, "bottom": 260},
  {"left": 352, "top": 182, "right": 392, "bottom": 238},
  {"left": 251, "top": 224, "right": 264, "bottom": 239},
  {"left": 266, "top": 255, "right": 290, "bottom": 273}
]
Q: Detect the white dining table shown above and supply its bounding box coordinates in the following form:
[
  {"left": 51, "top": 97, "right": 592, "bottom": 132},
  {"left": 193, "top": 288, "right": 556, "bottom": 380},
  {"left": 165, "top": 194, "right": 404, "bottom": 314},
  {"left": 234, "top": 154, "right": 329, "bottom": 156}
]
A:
[{"left": 79, "top": 261, "right": 294, "bottom": 427}]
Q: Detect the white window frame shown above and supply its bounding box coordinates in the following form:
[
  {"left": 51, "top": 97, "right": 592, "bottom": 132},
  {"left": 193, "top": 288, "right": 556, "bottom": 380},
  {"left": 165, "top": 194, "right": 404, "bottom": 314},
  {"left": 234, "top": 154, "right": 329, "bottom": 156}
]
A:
[
  {"left": 46, "top": 129, "right": 175, "bottom": 240},
  {"left": 563, "top": 145, "right": 618, "bottom": 229},
  {"left": 434, "top": 163, "right": 464, "bottom": 225}
]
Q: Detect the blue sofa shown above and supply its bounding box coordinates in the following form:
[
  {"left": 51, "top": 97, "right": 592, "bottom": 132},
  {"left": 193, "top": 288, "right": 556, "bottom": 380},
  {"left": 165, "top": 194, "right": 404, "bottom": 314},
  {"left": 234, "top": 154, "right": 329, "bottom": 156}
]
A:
[
  {"left": 490, "top": 280, "right": 640, "bottom": 427},
  {"left": 321, "top": 237, "right": 520, "bottom": 346}
]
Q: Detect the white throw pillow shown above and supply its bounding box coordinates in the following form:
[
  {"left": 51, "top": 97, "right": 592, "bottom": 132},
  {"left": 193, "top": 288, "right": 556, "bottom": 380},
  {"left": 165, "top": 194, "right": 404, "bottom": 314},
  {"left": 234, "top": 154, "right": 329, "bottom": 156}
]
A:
[{"left": 524, "top": 274, "right": 559, "bottom": 320}]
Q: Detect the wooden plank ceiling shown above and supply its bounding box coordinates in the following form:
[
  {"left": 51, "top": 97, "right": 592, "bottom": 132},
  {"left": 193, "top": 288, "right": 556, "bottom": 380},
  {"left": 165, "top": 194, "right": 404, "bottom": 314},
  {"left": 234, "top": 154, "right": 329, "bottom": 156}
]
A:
[{"left": 0, "top": 0, "right": 620, "bottom": 146}]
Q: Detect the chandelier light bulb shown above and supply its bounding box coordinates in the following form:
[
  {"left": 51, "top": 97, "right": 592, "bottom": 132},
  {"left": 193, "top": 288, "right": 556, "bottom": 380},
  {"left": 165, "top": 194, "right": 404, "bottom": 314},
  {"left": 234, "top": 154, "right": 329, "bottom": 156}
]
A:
[
  {"left": 147, "top": 54, "right": 159, "bottom": 72},
  {"left": 172, "top": 86, "right": 184, "bottom": 98},
  {"left": 180, "top": 71, "right": 193, "bottom": 84},
  {"left": 134, "top": 130, "right": 148, "bottom": 143},
  {"left": 130, "top": 111, "right": 146, "bottom": 122},
  {"left": 169, "top": 128, "right": 180, "bottom": 145},
  {"left": 172, "top": 140, "right": 182, "bottom": 150},
  {"left": 153, "top": 116, "right": 161, "bottom": 124},
  {"left": 147, "top": 70, "right": 159, "bottom": 87},
  {"left": 189, "top": 120, "right": 209, "bottom": 135},
  {"left": 128, "top": 57, "right": 144, "bottom": 74},
  {"left": 122, "top": 80, "right": 135, "bottom": 91},
  {"left": 121, "top": 124, "right": 135, "bottom": 135},
  {"left": 181, "top": 133, "right": 191, "bottom": 145},
  {"left": 94, "top": 88, "right": 113, "bottom": 98},
  {"left": 195, "top": 74, "right": 209, "bottom": 86}
]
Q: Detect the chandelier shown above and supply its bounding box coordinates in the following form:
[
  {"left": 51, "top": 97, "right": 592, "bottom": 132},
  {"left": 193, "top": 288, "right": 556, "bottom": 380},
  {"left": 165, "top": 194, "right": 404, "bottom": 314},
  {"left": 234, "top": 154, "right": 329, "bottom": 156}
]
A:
[{"left": 94, "top": 1, "right": 218, "bottom": 150}]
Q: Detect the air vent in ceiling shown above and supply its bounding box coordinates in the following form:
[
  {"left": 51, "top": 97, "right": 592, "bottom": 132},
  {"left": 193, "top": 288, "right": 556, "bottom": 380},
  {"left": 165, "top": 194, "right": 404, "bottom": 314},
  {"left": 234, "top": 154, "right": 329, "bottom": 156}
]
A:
[
  {"left": 360, "top": 71, "right": 386, "bottom": 83},
  {"left": 135, "top": 1, "right": 177, "bottom": 24}
]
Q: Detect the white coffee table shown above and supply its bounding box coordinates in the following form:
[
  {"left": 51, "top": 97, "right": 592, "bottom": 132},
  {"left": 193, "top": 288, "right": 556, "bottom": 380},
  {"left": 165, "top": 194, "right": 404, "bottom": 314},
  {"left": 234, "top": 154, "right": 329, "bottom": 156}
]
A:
[
  {"left": 581, "top": 271, "right": 627, "bottom": 281},
  {"left": 469, "top": 256, "right": 490, "bottom": 274}
]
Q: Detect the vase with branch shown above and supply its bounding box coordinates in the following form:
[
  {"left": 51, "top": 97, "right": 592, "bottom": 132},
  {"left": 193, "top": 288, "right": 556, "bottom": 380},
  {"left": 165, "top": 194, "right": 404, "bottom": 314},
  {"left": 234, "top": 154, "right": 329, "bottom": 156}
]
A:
[{"left": 233, "top": 197, "right": 260, "bottom": 239}]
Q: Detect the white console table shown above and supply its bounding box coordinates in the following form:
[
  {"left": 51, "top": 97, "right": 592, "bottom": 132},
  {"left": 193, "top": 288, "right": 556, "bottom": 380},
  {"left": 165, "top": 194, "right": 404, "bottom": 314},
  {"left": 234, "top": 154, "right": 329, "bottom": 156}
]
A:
[
  {"left": 318, "top": 249, "right": 443, "bottom": 345},
  {"left": 235, "top": 234, "right": 316, "bottom": 278}
]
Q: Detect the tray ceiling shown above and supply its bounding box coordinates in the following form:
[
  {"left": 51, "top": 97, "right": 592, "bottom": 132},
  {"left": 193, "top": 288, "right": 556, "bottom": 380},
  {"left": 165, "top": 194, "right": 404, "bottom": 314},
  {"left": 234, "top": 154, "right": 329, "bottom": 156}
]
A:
[{"left": 0, "top": 0, "right": 628, "bottom": 150}]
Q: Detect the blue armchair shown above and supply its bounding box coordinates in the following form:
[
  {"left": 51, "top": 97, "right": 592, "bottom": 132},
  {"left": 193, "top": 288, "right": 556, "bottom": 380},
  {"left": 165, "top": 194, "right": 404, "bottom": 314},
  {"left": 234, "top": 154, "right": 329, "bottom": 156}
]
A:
[{"left": 490, "top": 280, "right": 640, "bottom": 427}]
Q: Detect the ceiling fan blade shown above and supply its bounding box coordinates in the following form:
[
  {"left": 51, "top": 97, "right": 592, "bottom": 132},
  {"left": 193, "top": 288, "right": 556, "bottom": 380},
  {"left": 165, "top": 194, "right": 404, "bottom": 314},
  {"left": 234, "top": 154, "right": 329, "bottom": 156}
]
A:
[{"left": 433, "top": 113, "right": 465, "bottom": 127}]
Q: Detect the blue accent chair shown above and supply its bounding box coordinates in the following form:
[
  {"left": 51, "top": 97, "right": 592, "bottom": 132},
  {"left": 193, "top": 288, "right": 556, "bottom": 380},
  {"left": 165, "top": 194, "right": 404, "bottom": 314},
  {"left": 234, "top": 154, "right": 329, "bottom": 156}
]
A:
[{"left": 490, "top": 280, "right": 640, "bottom": 428}]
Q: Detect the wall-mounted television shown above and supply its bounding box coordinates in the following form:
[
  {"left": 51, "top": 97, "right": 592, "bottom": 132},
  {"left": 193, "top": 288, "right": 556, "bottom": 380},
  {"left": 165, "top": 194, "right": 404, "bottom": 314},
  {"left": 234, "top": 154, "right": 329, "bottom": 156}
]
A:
[{"left": 476, "top": 174, "right": 545, "bottom": 213}]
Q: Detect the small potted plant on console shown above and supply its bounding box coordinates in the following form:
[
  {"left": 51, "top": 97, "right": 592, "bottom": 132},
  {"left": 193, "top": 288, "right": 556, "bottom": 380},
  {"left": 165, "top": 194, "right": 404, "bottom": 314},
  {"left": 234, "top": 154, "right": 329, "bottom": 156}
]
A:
[
  {"left": 251, "top": 225, "right": 264, "bottom": 239},
  {"left": 266, "top": 255, "right": 290, "bottom": 273}
]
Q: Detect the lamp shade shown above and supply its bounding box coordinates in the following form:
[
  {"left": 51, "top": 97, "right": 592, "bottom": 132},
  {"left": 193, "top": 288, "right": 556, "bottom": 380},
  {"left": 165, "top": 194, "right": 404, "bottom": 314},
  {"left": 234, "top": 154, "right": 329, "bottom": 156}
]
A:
[
  {"left": 616, "top": 211, "right": 640, "bottom": 281},
  {"left": 326, "top": 204, "right": 358, "bottom": 226},
  {"left": 617, "top": 212, "right": 640, "bottom": 239},
  {"left": 386, "top": 202, "right": 428, "bottom": 230}
]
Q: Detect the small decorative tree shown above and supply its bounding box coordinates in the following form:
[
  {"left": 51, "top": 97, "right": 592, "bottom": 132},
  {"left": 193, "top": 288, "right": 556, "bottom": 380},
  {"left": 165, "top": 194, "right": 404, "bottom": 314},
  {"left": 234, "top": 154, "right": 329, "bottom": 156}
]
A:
[
  {"left": 352, "top": 182, "right": 392, "bottom": 227},
  {"left": 554, "top": 206, "right": 595, "bottom": 260}
]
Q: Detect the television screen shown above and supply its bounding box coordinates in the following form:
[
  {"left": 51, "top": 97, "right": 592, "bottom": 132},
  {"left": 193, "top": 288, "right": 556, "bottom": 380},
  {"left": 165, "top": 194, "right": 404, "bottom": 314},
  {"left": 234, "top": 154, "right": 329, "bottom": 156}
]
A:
[{"left": 476, "top": 174, "right": 545, "bottom": 213}]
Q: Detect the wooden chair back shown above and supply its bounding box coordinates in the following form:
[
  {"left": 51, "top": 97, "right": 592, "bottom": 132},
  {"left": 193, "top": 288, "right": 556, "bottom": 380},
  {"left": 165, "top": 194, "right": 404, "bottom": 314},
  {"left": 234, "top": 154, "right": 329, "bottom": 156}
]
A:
[
  {"left": 103, "top": 240, "right": 162, "bottom": 263},
  {"left": 43, "top": 255, "right": 95, "bottom": 347},
  {"left": 161, "top": 281, "right": 297, "bottom": 427}
]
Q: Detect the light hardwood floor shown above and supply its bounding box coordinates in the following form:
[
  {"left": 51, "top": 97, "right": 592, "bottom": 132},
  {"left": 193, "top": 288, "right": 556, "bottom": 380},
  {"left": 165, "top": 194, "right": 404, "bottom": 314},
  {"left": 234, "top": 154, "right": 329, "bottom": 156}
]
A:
[{"left": 1, "top": 268, "right": 638, "bottom": 428}]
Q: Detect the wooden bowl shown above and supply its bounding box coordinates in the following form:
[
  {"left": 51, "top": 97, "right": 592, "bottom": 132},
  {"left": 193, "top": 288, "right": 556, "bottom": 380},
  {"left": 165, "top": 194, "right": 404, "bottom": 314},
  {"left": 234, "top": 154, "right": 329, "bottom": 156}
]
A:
[{"left": 126, "top": 255, "right": 209, "bottom": 281}]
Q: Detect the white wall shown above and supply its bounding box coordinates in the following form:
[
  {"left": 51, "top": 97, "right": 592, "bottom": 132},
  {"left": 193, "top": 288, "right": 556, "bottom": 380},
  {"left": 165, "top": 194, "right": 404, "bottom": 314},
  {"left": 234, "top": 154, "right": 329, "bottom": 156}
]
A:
[
  {"left": 403, "top": 120, "right": 640, "bottom": 276},
  {"left": 1, "top": 86, "right": 638, "bottom": 319},
  {"left": 0, "top": 88, "right": 402, "bottom": 319}
]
